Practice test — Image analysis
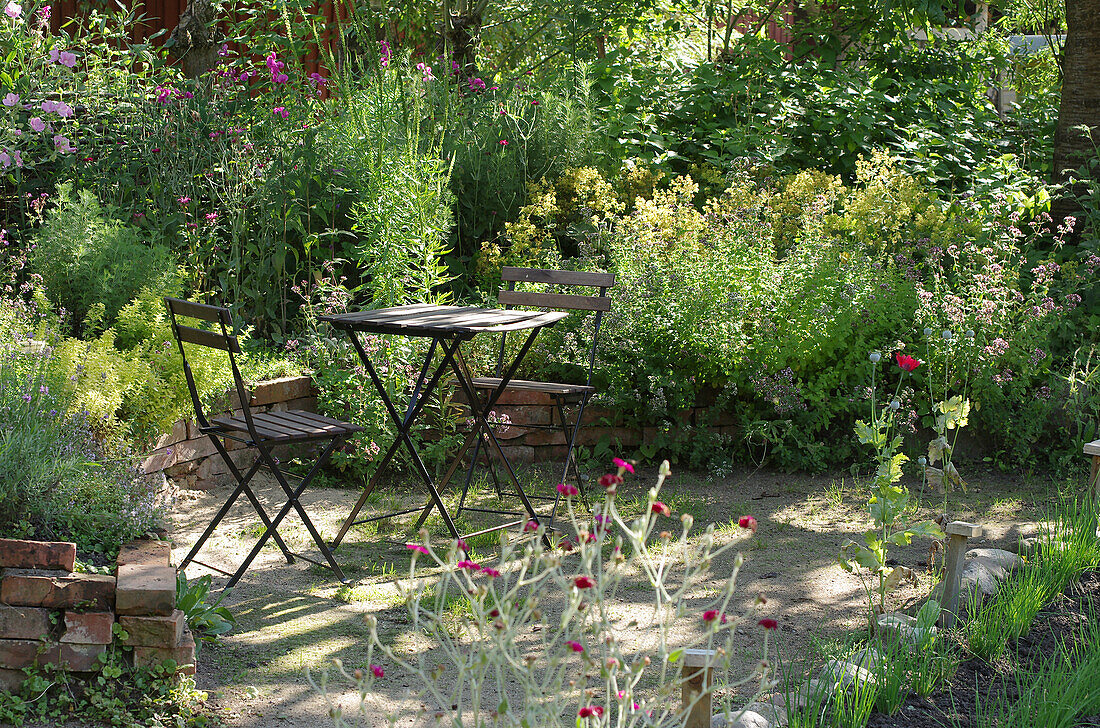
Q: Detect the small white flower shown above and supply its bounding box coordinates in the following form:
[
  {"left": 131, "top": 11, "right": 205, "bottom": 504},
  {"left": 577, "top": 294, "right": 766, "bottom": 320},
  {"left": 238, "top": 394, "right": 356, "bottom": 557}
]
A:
[
  {"left": 942, "top": 330, "right": 953, "bottom": 340},
  {"left": 869, "top": 352, "right": 881, "bottom": 363},
  {"left": 890, "top": 400, "right": 900, "bottom": 410},
  {"left": 924, "top": 327, "right": 933, "bottom": 337},
  {"left": 966, "top": 329, "right": 975, "bottom": 339},
  {"left": 918, "top": 456, "right": 927, "bottom": 466}
]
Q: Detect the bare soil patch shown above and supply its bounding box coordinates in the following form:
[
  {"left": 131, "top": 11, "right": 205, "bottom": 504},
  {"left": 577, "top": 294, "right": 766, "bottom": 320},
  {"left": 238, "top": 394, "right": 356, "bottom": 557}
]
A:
[{"left": 166, "top": 463, "right": 1066, "bottom": 727}]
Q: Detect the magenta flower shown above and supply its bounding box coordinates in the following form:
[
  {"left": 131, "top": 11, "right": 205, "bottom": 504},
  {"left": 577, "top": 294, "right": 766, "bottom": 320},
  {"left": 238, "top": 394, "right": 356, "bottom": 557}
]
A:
[
  {"left": 177, "top": 196, "right": 190, "bottom": 205},
  {"left": 405, "top": 543, "right": 428, "bottom": 555},
  {"left": 612, "top": 457, "right": 634, "bottom": 474},
  {"left": 155, "top": 86, "right": 171, "bottom": 104},
  {"left": 651, "top": 502, "right": 671, "bottom": 517},
  {"left": 369, "top": 664, "right": 384, "bottom": 678},
  {"left": 758, "top": 618, "right": 778, "bottom": 630},
  {"left": 498, "top": 139, "right": 508, "bottom": 146},
  {"left": 273, "top": 106, "right": 288, "bottom": 119},
  {"left": 205, "top": 213, "right": 218, "bottom": 221},
  {"left": 574, "top": 575, "right": 595, "bottom": 589},
  {"left": 456, "top": 560, "right": 481, "bottom": 571},
  {"left": 556, "top": 483, "right": 579, "bottom": 496},
  {"left": 578, "top": 706, "right": 604, "bottom": 718},
  {"left": 28, "top": 117, "right": 45, "bottom": 133},
  {"left": 738, "top": 515, "right": 758, "bottom": 532},
  {"left": 481, "top": 567, "right": 500, "bottom": 578},
  {"left": 309, "top": 72, "right": 327, "bottom": 86},
  {"left": 456, "top": 539, "right": 469, "bottom": 551},
  {"left": 523, "top": 520, "right": 539, "bottom": 532},
  {"left": 566, "top": 640, "right": 584, "bottom": 653},
  {"left": 4, "top": 1, "right": 21, "bottom": 19}
]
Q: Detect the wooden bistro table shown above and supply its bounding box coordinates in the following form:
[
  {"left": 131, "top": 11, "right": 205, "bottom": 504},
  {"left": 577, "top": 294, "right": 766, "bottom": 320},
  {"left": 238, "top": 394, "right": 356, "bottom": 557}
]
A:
[{"left": 321, "top": 303, "right": 570, "bottom": 548}]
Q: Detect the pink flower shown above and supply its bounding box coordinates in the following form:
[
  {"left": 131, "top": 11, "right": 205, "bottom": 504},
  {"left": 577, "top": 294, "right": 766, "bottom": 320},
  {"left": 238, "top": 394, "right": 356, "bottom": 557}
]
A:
[
  {"left": 309, "top": 72, "right": 327, "bottom": 86},
  {"left": 274, "top": 72, "right": 289, "bottom": 84},
  {"left": 55, "top": 101, "right": 72, "bottom": 118},
  {"left": 2, "top": 93, "right": 18, "bottom": 107},
  {"left": 574, "top": 575, "right": 595, "bottom": 589},
  {"left": 205, "top": 213, "right": 218, "bottom": 221},
  {"left": 612, "top": 457, "right": 634, "bottom": 474},
  {"left": 0, "top": 151, "right": 10, "bottom": 169},
  {"left": 556, "top": 483, "right": 579, "bottom": 496},
  {"left": 895, "top": 353, "right": 922, "bottom": 372},
  {"left": 456, "top": 539, "right": 469, "bottom": 551},
  {"left": 598, "top": 473, "right": 622, "bottom": 491},
  {"left": 702, "top": 610, "right": 719, "bottom": 622},
  {"left": 758, "top": 618, "right": 778, "bottom": 630},
  {"left": 370, "top": 664, "right": 384, "bottom": 678},
  {"left": 177, "top": 196, "right": 190, "bottom": 205},
  {"left": 651, "top": 502, "right": 671, "bottom": 517},
  {"left": 52, "top": 134, "right": 74, "bottom": 153},
  {"left": 273, "top": 106, "right": 288, "bottom": 119},
  {"left": 48, "top": 47, "right": 58, "bottom": 63},
  {"left": 59, "top": 51, "right": 77, "bottom": 68},
  {"left": 481, "top": 567, "right": 501, "bottom": 578},
  {"left": 523, "top": 520, "right": 539, "bottom": 532},
  {"left": 151, "top": 148, "right": 160, "bottom": 153},
  {"left": 155, "top": 86, "right": 171, "bottom": 104},
  {"left": 456, "top": 560, "right": 481, "bottom": 571},
  {"left": 28, "top": 117, "right": 45, "bottom": 132},
  {"left": 738, "top": 515, "right": 757, "bottom": 532},
  {"left": 566, "top": 640, "right": 584, "bottom": 653},
  {"left": 578, "top": 706, "right": 604, "bottom": 718},
  {"left": 498, "top": 139, "right": 508, "bottom": 146},
  {"left": 4, "top": 1, "right": 21, "bottom": 19}
]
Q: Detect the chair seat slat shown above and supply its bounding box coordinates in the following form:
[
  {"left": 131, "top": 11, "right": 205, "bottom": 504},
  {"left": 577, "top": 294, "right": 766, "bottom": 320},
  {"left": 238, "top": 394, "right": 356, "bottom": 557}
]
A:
[{"left": 471, "top": 377, "right": 596, "bottom": 396}]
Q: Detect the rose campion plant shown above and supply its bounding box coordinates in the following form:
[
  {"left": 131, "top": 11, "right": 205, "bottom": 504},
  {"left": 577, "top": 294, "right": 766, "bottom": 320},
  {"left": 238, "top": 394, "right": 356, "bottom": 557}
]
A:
[{"left": 311, "top": 460, "right": 774, "bottom": 727}]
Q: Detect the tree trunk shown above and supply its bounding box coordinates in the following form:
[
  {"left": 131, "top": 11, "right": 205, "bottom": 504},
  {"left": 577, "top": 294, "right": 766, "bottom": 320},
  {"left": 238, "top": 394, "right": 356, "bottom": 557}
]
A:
[
  {"left": 1051, "top": 0, "right": 1100, "bottom": 230},
  {"left": 439, "top": 11, "right": 482, "bottom": 78},
  {"left": 169, "top": 0, "right": 221, "bottom": 79}
]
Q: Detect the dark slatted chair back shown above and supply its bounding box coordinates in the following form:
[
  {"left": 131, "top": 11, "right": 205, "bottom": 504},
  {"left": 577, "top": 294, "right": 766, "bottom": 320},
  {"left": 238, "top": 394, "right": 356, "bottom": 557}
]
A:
[{"left": 164, "top": 297, "right": 257, "bottom": 440}]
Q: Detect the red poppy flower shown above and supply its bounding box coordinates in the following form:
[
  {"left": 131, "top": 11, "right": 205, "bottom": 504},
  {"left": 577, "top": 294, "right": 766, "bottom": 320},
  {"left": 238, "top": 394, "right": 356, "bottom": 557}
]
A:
[{"left": 896, "top": 353, "right": 922, "bottom": 372}]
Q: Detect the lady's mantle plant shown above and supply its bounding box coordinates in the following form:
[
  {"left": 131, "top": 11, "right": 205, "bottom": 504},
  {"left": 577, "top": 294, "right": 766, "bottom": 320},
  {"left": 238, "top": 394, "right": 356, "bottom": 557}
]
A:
[
  {"left": 840, "top": 352, "right": 944, "bottom": 615},
  {"left": 311, "top": 460, "right": 776, "bottom": 727}
]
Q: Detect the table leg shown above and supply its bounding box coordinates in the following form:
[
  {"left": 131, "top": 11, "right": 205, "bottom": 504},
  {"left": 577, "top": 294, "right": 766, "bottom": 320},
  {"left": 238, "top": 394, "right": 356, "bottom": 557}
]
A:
[{"left": 351, "top": 335, "right": 464, "bottom": 540}]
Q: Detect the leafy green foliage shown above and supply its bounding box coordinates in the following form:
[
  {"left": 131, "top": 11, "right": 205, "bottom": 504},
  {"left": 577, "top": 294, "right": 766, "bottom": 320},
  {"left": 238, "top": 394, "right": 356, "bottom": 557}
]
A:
[
  {"left": 176, "top": 572, "right": 236, "bottom": 644},
  {"left": 31, "top": 184, "right": 175, "bottom": 337}
]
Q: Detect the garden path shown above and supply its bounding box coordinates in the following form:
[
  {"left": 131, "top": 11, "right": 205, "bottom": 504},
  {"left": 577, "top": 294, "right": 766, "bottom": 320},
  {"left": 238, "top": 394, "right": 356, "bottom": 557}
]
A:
[{"left": 167, "top": 464, "right": 1054, "bottom": 727}]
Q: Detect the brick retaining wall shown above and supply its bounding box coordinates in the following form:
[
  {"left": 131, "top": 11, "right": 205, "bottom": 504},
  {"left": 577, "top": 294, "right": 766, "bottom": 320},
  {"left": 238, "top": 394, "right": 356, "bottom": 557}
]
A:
[
  {"left": 0, "top": 538, "right": 193, "bottom": 692},
  {"left": 141, "top": 376, "right": 318, "bottom": 490},
  {"left": 142, "top": 374, "right": 737, "bottom": 489}
]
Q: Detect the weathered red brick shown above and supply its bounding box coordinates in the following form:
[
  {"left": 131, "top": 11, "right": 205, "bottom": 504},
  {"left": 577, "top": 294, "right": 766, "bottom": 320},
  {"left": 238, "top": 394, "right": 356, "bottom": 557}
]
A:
[
  {"left": 0, "top": 539, "right": 76, "bottom": 571},
  {"left": 0, "top": 667, "right": 27, "bottom": 692},
  {"left": 0, "top": 639, "right": 60, "bottom": 669},
  {"left": 120, "top": 610, "right": 184, "bottom": 648},
  {"left": 61, "top": 612, "right": 114, "bottom": 645},
  {"left": 115, "top": 564, "right": 175, "bottom": 616},
  {"left": 0, "top": 569, "right": 115, "bottom": 610},
  {"left": 522, "top": 429, "right": 568, "bottom": 447},
  {"left": 60, "top": 643, "right": 107, "bottom": 671},
  {"left": 116, "top": 540, "right": 172, "bottom": 568},
  {"left": 133, "top": 628, "right": 196, "bottom": 676},
  {"left": 0, "top": 605, "right": 53, "bottom": 640},
  {"left": 249, "top": 376, "right": 313, "bottom": 406}
]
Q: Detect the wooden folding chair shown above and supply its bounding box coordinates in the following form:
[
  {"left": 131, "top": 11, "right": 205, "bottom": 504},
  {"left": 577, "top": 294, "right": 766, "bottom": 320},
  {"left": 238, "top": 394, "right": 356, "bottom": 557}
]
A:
[
  {"left": 457, "top": 267, "right": 615, "bottom": 530},
  {"left": 166, "top": 298, "right": 361, "bottom": 588}
]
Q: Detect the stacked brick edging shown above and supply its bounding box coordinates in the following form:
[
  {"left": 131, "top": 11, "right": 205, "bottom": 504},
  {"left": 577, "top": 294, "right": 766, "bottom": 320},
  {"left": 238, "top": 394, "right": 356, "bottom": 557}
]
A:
[
  {"left": 142, "top": 376, "right": 318, "bottom": 490},
  {"left": 0, "top": 538, "right": 194, "bottom": 692},
  {"left": 457, "top": 388, "right": 739, "bottom": 464}
]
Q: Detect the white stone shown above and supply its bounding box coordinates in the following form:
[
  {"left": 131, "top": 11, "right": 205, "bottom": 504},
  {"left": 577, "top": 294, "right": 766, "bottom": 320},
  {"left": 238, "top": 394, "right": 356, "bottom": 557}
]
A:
[
  {"left": 819, "top": 659, "right": 877, "bottom": 691},
  {"left": 965, "top": 548, "right": 1023, "bottom": 572},
  {"left": 741, "top": 701, "right": 787, "bottom": 727},
  {"left": 846, "top": 647, "right": 883, "bottom": 672},
  {"left": 877, "top": 612, "right": 937, "bottom": 645},
  {"left": 712, "top": 709, "right": 771, "bottom": 728}
]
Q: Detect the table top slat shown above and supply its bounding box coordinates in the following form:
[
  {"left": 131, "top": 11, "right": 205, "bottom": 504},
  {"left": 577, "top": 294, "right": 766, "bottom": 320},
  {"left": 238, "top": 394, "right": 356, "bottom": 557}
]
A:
[{"left": 320, "top": 305, "right": 568, "bottom": 336}]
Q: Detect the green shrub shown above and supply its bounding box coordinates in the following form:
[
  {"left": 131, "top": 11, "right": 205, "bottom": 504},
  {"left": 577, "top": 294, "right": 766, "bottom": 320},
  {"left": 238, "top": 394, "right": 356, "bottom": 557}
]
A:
[{"left": 31, "top": 185, "right": 175, "bottom": 336}]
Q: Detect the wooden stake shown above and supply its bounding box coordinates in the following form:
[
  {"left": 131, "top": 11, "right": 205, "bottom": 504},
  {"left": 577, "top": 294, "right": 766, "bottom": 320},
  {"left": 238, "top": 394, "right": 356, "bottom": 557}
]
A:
[
  {"left": 681, "top": 648, "right": 715, "bottom": 728},
  {"left": 940, "top": 521, "right": 982, "bottom": 629}
]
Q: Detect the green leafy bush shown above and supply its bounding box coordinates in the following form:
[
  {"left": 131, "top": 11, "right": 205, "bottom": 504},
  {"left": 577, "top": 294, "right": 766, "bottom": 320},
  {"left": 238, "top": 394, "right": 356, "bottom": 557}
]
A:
[{"left": 31, "top": 185, "right": 175, "bottom": 336}]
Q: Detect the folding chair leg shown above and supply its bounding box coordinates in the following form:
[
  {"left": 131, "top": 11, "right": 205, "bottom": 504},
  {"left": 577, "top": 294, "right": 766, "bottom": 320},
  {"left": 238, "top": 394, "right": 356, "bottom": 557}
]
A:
[
  {"left": 547, "top": 393, "right": 592, "bottom": 532},
  {"left": 330, "top": 436, "right": 404, "bottom": 549},
  {"left": 178, "top": 440, "right": 293, "bottom": 575}
]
